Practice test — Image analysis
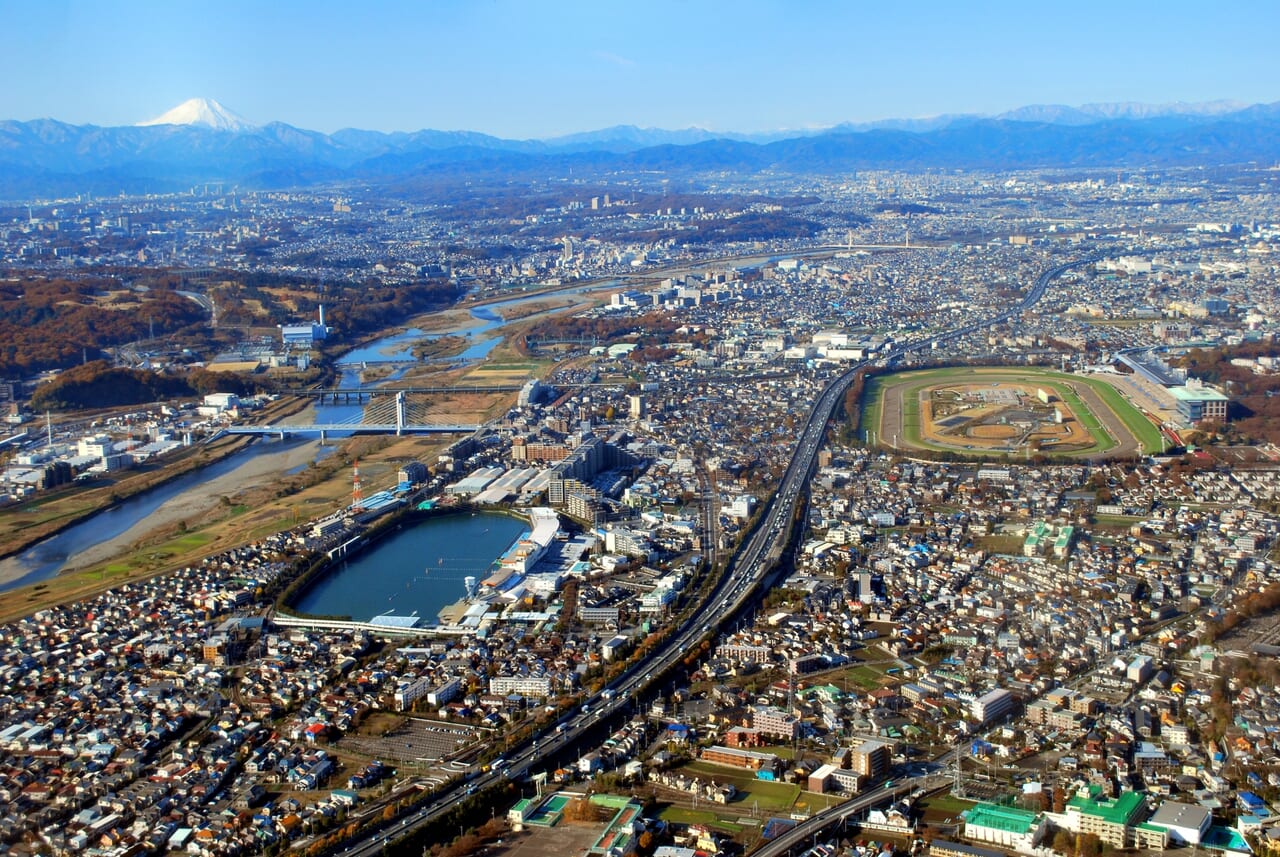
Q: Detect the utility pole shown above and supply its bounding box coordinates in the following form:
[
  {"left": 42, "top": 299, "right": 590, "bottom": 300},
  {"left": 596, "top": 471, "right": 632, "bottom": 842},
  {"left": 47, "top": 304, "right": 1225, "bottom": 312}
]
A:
[{"left": 953, "top": 735, "right": 966, "bottom": 798}]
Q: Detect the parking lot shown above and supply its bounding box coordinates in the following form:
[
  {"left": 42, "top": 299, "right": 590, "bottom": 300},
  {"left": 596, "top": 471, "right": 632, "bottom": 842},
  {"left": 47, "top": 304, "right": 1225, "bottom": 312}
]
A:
[
  {"left": 488, "top": 821, "right": 601, "bottom": 857},
  {"left": 338, "top": 717, "right": 481, "bottom": 766}
]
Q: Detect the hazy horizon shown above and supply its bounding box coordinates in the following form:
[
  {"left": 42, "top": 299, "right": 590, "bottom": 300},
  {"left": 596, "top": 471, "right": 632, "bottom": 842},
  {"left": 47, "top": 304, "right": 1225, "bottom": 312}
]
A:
[{"left": 2, "top": 0, "right": 1278, "bottom": 138}]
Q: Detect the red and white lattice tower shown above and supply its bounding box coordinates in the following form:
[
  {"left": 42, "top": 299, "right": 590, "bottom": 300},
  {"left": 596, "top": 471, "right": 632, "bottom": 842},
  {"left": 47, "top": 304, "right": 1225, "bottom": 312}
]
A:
[{"left": 352, "top": 459, "right": 364, "bottom": 510}]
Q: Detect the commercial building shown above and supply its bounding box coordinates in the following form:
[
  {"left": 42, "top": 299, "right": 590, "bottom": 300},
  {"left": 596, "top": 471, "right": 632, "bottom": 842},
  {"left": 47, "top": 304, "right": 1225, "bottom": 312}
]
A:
[
  {"left": 488, "top": 675, "right": 552, "bottom": 698},
  {"left": 1143, "top": 801, "right": 1211, "bottom": 846},
  {"left": 511, "top": 437, "right": 572, "bottom": 463},
  {"left": 700, "top": 745, "right": 782, "bottom": 776},
  {"left": 498, "top": 507, "right": 561, "bottom": 575},
  {"left": 392, "top": 675, "right": 463, "bottom": 711},
  {"left": 849, "top": 738, "right": 892, "bottom": 780},
  {"left": 963, "top": 802, "right": 1046, "bottom": 852},
  {"left": 279, "top": 306, "right": 328, "bottom": 347},
  {"left": 393, "top": 676, "right": 431, "bottom": 711},
  {"left": 748, "top": 705, "right": 801, "bottom": 740},
  {"left": 929, "top": 840, "right": 1005, "bottom": 857},
  {"left": 1063, "top": 787, "right": 1148, "bottom": 848},
  {"left": 717, "top": 643, "right": 774, "bottom": 664},
  {"left": 971, "top": 688, "right": 1014, "bottom": 725},
  {"left": 566, "top": 491, "right": 603, "bottom": 524},
  {"left": 1169, "top": 383, "right": 1229, "bottom": 424},
  {"left": 578, "top": 606, "right": 621, "bottom": 624}
]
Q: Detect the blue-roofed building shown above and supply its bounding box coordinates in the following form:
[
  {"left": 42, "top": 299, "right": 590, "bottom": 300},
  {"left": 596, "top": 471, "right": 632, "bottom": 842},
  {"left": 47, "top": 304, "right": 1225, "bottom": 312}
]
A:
[
  {"left": 1238, "top": 792, "right": 1267, "bottom": 816},
  {"left": 368, "top": 614, "right": 424, "bottom": 631}
]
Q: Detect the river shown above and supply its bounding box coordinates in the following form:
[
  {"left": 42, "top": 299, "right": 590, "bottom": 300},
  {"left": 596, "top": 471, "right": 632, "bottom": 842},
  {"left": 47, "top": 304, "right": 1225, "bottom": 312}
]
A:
[
  {"left": 0, "top": 286, "right": 607, "bottom": 593},
  {"left": 291, "top": 511, "right": 528, "bottom": 623},
  {"left": 0, "top": 437, "right": 316, "bottom": 591}
]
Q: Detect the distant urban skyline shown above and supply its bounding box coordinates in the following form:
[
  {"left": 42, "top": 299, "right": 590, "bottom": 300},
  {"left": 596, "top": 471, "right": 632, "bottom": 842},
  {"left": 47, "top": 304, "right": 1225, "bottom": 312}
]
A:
[{"left": 2, "top": 0, "right": 1278, "bottom": 138}]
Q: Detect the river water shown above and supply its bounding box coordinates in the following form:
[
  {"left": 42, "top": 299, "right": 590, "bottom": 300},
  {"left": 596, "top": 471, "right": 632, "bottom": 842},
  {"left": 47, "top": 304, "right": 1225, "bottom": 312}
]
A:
[
  {"left": 0, "top": 438, "right": 312, "bottom": 591},
  {"left": 291, "top": 512, "right": 528, "bottom": 623},
  {"left": 0, "top": 285, "right": 610, "bottom": 593}
]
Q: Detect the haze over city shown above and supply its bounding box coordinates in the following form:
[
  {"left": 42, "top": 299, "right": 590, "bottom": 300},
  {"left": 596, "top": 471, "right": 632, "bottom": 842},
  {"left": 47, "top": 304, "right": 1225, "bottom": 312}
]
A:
[{"left": 3, "top": 0, "right": 1279, "bottom": 137}]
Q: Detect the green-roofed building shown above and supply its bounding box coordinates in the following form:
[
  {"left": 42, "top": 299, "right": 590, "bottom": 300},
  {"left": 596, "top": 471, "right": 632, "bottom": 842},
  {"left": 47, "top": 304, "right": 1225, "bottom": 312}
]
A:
[
  {"left": 1024, "top": 521, "right": 1052, "bottom": 556},
  {"left": 964, "top": 802, "right": 1046, "bottom": 851},
  {"left": 508, "top": 797, "right": 535, "bottom": 825},
  {"left": 1065, "top": 787, "right": 1149, "bottom": 847},
  {"left": 1053, "top": 525, "right": 1075, "bottom": 558},
  {"left": 804, "top": 684, "right": 844, "bottom": 703}
]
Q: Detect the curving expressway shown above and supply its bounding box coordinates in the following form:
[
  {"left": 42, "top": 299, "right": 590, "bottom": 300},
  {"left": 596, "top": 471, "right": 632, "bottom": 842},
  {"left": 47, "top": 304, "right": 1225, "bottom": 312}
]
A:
[{"left": 337, "top": 256, "right": 1094, "bottom": 857}]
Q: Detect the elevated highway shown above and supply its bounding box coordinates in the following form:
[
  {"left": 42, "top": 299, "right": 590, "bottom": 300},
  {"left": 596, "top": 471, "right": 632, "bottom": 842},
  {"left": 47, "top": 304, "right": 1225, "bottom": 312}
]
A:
[{"left": 330, "top": 255, "right": 1094, "bottom": 856}]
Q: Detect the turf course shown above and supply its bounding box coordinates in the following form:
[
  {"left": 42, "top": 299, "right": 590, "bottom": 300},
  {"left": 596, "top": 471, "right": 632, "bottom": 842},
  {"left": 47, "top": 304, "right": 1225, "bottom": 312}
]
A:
[{"left": 861, "top": 366, "right": 1161, "bottom": 458}]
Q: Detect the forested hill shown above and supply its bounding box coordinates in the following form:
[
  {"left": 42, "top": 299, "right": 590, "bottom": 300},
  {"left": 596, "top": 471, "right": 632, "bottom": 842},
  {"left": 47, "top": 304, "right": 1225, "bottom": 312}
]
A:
[{"left": 0, "top": 279, "right": 206, "bottom": 377}]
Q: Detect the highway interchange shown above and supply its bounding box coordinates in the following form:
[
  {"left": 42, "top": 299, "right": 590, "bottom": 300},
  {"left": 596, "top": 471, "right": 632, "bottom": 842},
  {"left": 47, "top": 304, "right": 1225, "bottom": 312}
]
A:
[{"left": 338, "top": 256, "right": 1095, "bottom": 857}]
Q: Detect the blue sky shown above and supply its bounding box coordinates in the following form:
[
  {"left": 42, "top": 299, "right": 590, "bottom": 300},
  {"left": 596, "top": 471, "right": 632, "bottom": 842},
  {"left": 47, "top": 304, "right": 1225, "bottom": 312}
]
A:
[{"left": 2, "top": 0, "right": 1276, "bottom": 137}]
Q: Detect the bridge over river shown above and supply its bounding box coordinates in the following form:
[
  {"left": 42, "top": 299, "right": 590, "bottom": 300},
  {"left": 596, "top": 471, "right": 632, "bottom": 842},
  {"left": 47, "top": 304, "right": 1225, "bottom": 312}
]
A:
[{"left": 227, "top": 391, "right": 480, "bottom": 439}]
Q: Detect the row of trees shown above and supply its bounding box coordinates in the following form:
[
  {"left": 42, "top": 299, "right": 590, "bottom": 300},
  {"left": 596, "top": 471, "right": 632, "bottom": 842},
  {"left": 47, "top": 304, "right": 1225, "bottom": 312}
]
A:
[{"left": 1201, "top": 582, "right": 1280, "bottom": 644}]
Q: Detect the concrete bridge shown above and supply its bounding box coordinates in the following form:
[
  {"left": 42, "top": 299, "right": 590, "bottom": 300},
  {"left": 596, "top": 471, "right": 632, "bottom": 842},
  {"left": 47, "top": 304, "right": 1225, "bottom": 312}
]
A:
[
  {"left": 288, "top": 384, "right": 522, "bottom": 403},
  {"left": 225, "top": 423, "right": 478, "bottom": 439},
  {"left": 229, "top": 391, "right": 480, "bottom": 439}
]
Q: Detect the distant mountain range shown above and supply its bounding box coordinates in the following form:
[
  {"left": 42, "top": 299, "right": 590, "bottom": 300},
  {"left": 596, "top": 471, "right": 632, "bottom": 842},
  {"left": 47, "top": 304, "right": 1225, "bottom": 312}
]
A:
[{"left": 2, "top": 97, "right": 1278, "bottom": 198}]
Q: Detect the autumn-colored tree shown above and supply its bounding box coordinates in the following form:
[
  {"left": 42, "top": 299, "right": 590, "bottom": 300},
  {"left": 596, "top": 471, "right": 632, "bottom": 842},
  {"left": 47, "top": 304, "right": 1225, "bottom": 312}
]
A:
[
  {"left": 1075, "top": 833, "right": 1105, "bottom": 854},
  {"left": 562, "top": 797, "right": 606, "bottom": 823},
  {"left": 439, "top": 832, "right": 484, "bottom": 857},
  {"left": 0, "top": 276, "right": 207, "bottom": 376},
  {"left": 478, "top": 818, "right": 506, "bottom": 839},
  {"left": 30, "top": 361, "right": 194, "bottom": 410}
]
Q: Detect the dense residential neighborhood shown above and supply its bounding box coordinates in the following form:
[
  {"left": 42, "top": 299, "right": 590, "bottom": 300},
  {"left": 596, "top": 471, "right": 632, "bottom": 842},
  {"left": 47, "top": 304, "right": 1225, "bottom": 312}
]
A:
[{"left": 0, "top": 152, "right": 1278, "bottom": 857}]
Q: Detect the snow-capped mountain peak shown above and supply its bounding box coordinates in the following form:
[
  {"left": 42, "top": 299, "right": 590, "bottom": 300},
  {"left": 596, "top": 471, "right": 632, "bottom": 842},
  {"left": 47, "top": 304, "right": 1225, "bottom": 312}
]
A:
[{"left": 137, "top": 98, "right": 255, "bottom": 132}]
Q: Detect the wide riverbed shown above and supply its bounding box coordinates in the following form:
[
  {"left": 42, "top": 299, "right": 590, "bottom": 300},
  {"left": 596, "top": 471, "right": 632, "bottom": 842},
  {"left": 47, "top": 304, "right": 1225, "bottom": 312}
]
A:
[
  {"left": 0, "top": 282, "right": 614, "bottom": 593},
  {"left": 0, "top": 437, "right": 320, "bottom": 591}
]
